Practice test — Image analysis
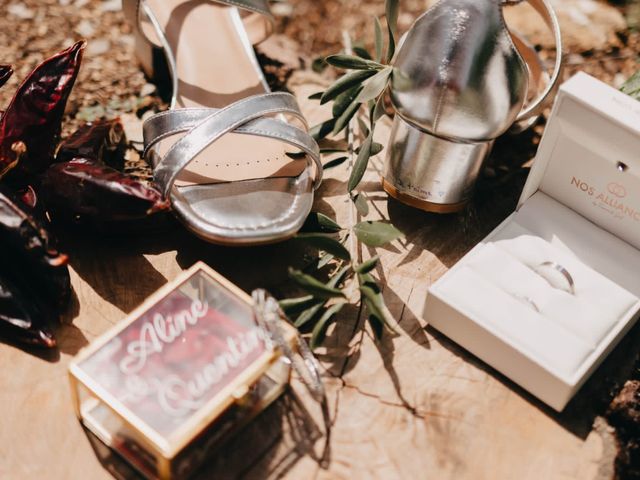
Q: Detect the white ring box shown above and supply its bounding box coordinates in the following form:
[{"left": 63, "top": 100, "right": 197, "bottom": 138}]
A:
[{"left": 424, "top": 73, "right": 640, "bottom": 411}]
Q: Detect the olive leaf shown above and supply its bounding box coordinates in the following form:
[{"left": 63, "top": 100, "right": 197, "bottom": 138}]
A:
[
  {"left": 296, "top": 233, "right": 351, "bottom": 260},
  {"left": 279, "top": 295, "right": 317, "bottom": 315},
  {"left": 310, "top": 118, "right": 337, "bottom": 141},
  {"left": 325, "top": 54, "right": 384, "bottom": 71},
  {"left": 332, "top": 98, "right": 362, "bottom": 136},
  {"left": 374, "top": 16, "right": 384, "bottom": 63},
  {"left": 289, "top": 268, "right": 346, "bottom": 299},
  {"left": 385, "top": 0, "right": 399, "bottom": 63},
  {"left": 323, "top": 156, "right": 348, "bottom": 170},
  {"left": 302, "top": 212, "right": 343, "bottom": 233},
  {"left": 318, "top": 253, "right": 335, "bottom": 269},
  {"left": 311, "top": 301, "right": 347, "bottom": 349},
  {"left": 295, "top": 301, "right": 326, "bottom": 328},
  {"left": 621, "top": 71, "right": 640, "bottom": 101},
  {"left": 356, "top": 67, "right": 392, "bottom": 103},
  {"left": 353, "top": 46, "right": 373, "bottom": 60},
  {"left": 348, "top": 131, "right": 374, "bottom": 193},
  {"left": 333, "top": 85, "right": 363, "bottom": 118},
  {"left": 328, "top": 265, "right": 351, "bottom": 288},
  {"left": 308, "top": 92, "right": 323, "bottom": 100},
  {"left": 359, "top": 272, "right": 399, "bottom": 335},
  {"left": 353, "top": 221, "right": 403, "bottom": 247},
  {"left": 354, "top": 256, "right": 379, "bottom": 274},
  {"left": 353, "top": 193, "right": 370, "bottom": 216},
  {"left": 370, "top": 142, "right": 384, "bottom": 156},
  {"left": 321, "top": 70, "right": 376, "bottom": 105}
]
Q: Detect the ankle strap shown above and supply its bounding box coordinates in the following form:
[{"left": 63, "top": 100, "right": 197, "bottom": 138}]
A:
[
  {"left": 513, "top": 0, "right": 564, "bottom": 122},
  {"left": 123, "top": 0, "right": 274, "bottom": 45}
]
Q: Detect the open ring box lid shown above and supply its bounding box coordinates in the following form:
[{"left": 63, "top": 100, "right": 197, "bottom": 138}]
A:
[
  {"left": 68, "top": 262, "right": 295, "bottom": 479},
  {"left": 424, "top": 72, "right": 640, "bottom": 411}
]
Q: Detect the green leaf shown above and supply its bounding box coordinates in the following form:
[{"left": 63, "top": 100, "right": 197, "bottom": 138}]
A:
[
  {"left": 374, "top": 17, "right": 384, "bottom": 63},
  {"left": 294, "top": 301, "right": 326, "bottom": 328},
  {"left": 355, "top": 67, "right": 392, "bottom": 103},
  {"left": 318, "top": 253, "right": 335, "bottom": 269},
  {"left": 371, "top": 93, "right": 387, "bottom": 124},
  {"left": 354, "top": 256, "right": 379, "bottom": 274},
  {"left": 308, "top": 91, "right": 324, "bottom": 100},
  {"left": 296, "top": 234, "right": 351, "bottom": 260},
  {"left": 360, "top": 278, "right": 398, "bottom": 335},
  {"left": 348, "top": 131, "right": 374, "bottom": 192},
  {"left": 353, "top": 221, "right": 403, "bottom": 247},
  {"left": 320, "top": 70, "right": 376, "bottom": 105},
  {"left": 353, "top": 46, "right": 373, "bottom": 60},
  {"left": 323, "top": 156, "right": 348, "bottom": 170},
  {"left": 301, "top": 212, "right": 343, "bottom": 233},
  {"left": 357, "top": 116, "right": 370, "bottom": 138},
  {"left": 332, "top": 85, "right": 363, "bottom": 118},
  {"left": 385, "top": 0, "right": 399, "bottom": 62},
  {"left": 328, "top": 265, "right": 351, "bottom": 288},
  {"left": 370, "top": 142, "right": 384, "bottom": 156},
  {"left": 310, "top": 302, "right": 346, "bottom": 349},
  {"left": 367, "top": 308, "right": 384, "bottom": 339},
  {"left": 326, "top": 54, "right": 384, "bottom": 71},
  {"left": 312, "top": 57, "right": 328, "bottom": 73},
  {"left": 332, "top": 98, "right": 361, "bottom": 136},
  {"left": 353, "top": 193, "right": 370, "bottom": 216},
  {"left": 279, "top": 295, "right": 316, "bottom": 315},
  {"left": 621, "top": 71, "right": 640, "bottom": 101},
  {"left": 310, "top": 118, "right": 337, "bottom": 141},
  {"left": 289, "top": 269, "right": 346, "bottom": 299}
]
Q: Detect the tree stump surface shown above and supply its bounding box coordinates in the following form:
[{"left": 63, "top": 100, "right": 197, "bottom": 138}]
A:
[{"left": 1, "top": 66, "right": 638, "bottom": 480}]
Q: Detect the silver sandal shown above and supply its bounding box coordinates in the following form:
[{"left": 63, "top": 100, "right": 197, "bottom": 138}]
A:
[
  {"left": 123, "top": 0, "right": 322, "bottom": 245},
  {"left": 383, "top": 0, "right": 563, "bottom": 213}
]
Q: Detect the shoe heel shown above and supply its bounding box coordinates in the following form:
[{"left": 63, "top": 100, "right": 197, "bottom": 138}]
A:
[{"left": 382, "top": 115, "right": 493, "bottom": 214}]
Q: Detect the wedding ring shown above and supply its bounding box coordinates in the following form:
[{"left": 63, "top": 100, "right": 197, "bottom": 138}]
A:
[
  {"left": 513, "top": 294, "right": 540, "bottom": 312},
  {"left": 534, "top": 261, "right": 575, "bottom": 295}
]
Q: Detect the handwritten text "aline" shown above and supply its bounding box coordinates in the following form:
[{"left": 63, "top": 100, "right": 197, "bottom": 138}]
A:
[{"left": 120, "top": 299, "right": 209, "bottom": 375}]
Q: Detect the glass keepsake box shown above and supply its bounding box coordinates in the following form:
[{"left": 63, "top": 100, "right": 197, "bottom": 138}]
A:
[{"left": 68, "top": 262, "right": 295, "bottom": 479}]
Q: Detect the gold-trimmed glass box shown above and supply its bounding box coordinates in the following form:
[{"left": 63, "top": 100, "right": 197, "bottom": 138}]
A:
[{"left": 69, "top": 262, "right": 294, "bottom": 479}]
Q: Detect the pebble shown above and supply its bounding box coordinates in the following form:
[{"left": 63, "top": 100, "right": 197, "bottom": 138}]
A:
[
  {"left": 100, "top": 0, "right": 122, "bottom": 12},
  {"left": 86, "top": 38, "right": 112, "bottom": 56},
  {"left": 140, "top": 83, "right": 157, "bottom": 97},
  {"left": 8, "top": 3, "right": 35, "bottom": 19},
  {"left": 76, "top": 19, "right": 96, "bottom": 38}
]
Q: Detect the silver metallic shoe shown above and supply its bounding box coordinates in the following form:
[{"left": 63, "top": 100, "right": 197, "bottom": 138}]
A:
[
  {"left": 383, "top": 0, "right": 563, "bottom": 213},
  {"left": 123, "top": 0, "right": 322, "bottom": 245}
]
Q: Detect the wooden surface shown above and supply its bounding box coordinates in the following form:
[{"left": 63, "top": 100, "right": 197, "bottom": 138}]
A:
[{"left": 1, "top": 70, "right": 639, "bottom": 480}]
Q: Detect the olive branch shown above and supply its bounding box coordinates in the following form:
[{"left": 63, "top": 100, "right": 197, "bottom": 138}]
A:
[{"left": 280, "top": 0, "right": 402, "bottom": 350}]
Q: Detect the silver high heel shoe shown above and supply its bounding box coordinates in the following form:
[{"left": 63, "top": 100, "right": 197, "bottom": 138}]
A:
[{"left": 383, "top": 0, "right": 563, "bottom": 213}]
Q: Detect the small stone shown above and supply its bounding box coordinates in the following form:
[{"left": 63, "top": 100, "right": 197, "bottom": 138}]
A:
[
  {"left": 101, "top": 0, "right": 122, "bottom": 12},
  {"left": 140, "top": 83, "right": 156, "bottom": 97},
  {"left": 86, "top": 38, "right": 111, "bottom": 56},
  {"left": 7, "top": 3, "right": 35, "bottom": 20},
  {"left": 76, "top": 19, "right": 96, "bottom": 38},
  {"left": 120, "top": 113, "right": 144, "bottom": 144}
]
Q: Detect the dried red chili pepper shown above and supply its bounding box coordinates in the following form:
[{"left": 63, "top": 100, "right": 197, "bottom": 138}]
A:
[
  {"left": 42, "top": 158, "right": 170, "bottom": 224},
  {"left": 56, "top": 119, "right": 127, "bottom": 170},
  {"left": 0, "top": 273, "right": 56, "bottom": 348},
  {"left": 0, "top": 41, "right": 85, "bottom": 179},
  {"left": 0, "top": 65, "right": 12, "bottom": 90},
  {"left": 0, "top": 185, "right": 71, "bottom": 313}
]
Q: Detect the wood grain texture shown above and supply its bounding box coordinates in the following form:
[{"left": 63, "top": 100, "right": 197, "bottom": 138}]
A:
[{"left": 0, "top": 68, "right": 636, "bottom": 480}]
